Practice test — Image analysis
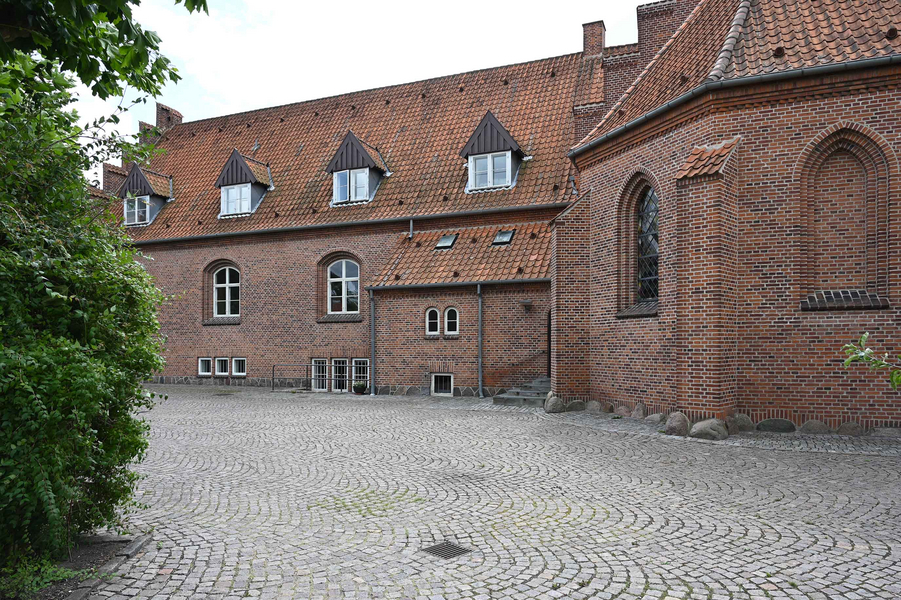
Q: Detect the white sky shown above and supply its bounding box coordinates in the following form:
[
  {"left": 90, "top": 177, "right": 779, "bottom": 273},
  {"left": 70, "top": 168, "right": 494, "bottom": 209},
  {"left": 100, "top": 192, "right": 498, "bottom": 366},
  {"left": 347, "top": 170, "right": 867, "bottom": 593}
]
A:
[{"left": 75, "top": 0, "right": 647, "bottom": 178}]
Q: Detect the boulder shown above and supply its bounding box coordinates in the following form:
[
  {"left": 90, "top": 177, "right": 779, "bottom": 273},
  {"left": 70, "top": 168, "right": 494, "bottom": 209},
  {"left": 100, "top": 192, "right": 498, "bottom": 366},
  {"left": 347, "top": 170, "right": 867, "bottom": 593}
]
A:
[
  {"left": 602, "top": 402, "right": 614, "bottom": 413},
  {"left": 665, "top": 412, "right": 691, "bottom": 436},
  {"left": 546, "top": 391, "right": 556, "bottom": 401},
  {"left": 872, "top": 427, "right": 901, "bottom": 438},
  {"left": 544, "top": 396, "right": 565, "bottom": 414},
  {"left": 730, "top": 414, "right": 755, "bottom": 432},
  {"left": 614, "top": 405, "right": 631, "bottom": 417},
  {"left": 837, "top": 421, "right": 864, "bottom": 436},
  {"left": 644, "top": 413, "right": 664, "bottom": 425},
  {"left": 799, "top": 419, "right": 832, "bottom": 434},
  {"left": 566, "top": 400, "right": 586, "bottom": 412},
  {"left": 689, "top": 418, "right": 729, "bottom": 441},
  {"left": 630, "top": 403, "right": 647, "bottom": 419},
  {"left": 757, "top": 418, "right": 796, "bottom": 433},
  {"left": 586, "top": 400, "right": 602, "bottom": 413}
]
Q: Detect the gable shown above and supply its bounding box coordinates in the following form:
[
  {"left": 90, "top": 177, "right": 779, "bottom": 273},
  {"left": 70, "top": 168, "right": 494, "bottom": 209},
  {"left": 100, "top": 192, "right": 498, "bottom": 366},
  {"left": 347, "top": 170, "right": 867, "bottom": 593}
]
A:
[
  {"left": 459, "top": 111, "right": 521, "bottom": 158},
  {"left": 118, "top": 164, "right": 171, "bottom": 198},
  {"left": 215, "top": 148, "right": 272, "bottom": 188},
  {"left": 325, "top": 131, "right": 379, "bottom": 173}
]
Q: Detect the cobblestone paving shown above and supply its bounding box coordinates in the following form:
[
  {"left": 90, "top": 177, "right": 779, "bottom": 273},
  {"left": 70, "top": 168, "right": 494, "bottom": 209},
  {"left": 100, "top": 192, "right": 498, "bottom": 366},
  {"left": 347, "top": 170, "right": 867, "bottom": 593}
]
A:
[{"left": 93, "top": 386, "right": 901, "bottom": 600}]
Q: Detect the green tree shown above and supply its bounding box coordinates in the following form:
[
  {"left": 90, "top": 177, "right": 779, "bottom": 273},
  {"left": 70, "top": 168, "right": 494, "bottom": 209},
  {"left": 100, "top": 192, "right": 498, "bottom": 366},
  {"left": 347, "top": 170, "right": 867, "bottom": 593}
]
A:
[
  {"left": 0, "top": 53, "right": 167, "bottom": 561},
  {"left": 0, "top": 0, "right": 207, "bottom": 99},
  {"left": 843, "top": 333, "right": 901, "bottom": 390}
]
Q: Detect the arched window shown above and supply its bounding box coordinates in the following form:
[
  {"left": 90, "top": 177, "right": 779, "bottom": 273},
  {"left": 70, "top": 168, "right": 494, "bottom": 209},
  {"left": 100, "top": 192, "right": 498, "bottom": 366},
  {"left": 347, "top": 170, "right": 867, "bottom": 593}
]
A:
[
  {"left": 444, "top": 307, "right": 459, "bottom": 335},
  {"left": 636, "top": 187, "right": 659, "bottom": 301},
  {"left": 213, "top": 266, "right": 240, "bottom": 317},
  {"left": 328, "top": 259, "right": 359, "bottom": 313},
  {"left": 425, "top": 308, "right": 440, "bottom": 335}
]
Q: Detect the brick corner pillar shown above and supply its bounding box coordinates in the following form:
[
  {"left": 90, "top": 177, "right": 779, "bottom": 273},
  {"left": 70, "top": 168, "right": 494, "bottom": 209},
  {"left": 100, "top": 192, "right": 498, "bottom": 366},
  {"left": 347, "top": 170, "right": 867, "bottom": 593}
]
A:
[
  {"left": 550, "top": 195, "right": 592, "bottom": 402},
  {"left": 674, "top": 164, "right": 739, "bottom": 420}
]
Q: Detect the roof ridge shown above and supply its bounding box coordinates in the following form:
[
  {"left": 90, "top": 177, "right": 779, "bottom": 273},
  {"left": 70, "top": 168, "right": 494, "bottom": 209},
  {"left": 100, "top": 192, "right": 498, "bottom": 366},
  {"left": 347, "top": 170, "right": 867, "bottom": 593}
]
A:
[
  {"left": 706, "top": 0, "right": 751, "bottom": 82},
  {"left": 575, "top": 0, "right": 710, "bottom": 149}
]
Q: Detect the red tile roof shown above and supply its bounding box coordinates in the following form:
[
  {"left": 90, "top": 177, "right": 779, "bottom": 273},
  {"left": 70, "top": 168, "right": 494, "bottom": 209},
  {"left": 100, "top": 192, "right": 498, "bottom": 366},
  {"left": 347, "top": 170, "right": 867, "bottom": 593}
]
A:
[
  {"left": 675, "top": 136, "right": 741, "bottom": 179},
  {"left": 123, "top": 54, "right": 584, "bottom": 242},
  {"left": 575, "top": 0, "right": 901, "bottom": 150},
  {"left": 241, "top": 154, "right": 272, "bottom": 188},
  {"left": 141, "top": 168, "right": 173, "bottom": 198},
  {"left": 371, "top": 222, "right": 551, "bottom": 287}
]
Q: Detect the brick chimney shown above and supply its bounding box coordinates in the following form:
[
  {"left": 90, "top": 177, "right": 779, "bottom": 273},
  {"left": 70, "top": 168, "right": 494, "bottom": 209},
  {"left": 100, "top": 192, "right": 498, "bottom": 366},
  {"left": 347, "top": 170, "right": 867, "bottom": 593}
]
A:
[
  {"left": 636, "top": 0, "right": 696, "bottom": 63},
  {"left": 155, "top": 102, "right": 183, "bottom": 131},
  {"left": 582, "top": 20, "right": 606, "bottom": 57}
]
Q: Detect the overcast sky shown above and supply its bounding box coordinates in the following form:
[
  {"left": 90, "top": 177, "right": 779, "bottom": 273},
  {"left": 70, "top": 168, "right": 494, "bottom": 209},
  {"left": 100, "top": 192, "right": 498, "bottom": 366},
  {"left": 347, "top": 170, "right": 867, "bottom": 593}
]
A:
[{"left": 75, "top": 0, "right": 647, "bottom": 164}]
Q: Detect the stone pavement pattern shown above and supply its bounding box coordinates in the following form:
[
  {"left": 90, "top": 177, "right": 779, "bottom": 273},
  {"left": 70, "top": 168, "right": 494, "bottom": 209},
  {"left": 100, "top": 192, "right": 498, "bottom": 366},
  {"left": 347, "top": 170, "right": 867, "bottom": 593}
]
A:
[{"left": 93, "top": 386, "right": 901, "bottom": 600}]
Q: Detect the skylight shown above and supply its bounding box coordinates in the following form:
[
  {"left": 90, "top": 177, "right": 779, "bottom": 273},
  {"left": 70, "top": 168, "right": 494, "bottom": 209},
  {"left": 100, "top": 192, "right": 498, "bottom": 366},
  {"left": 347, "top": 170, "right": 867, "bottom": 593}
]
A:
[
  {"left": 492, "top": 230, "right": 515, "bottom": 245},
  {"left": 436, "top": 234, "right": 458, "bottom": 249}
]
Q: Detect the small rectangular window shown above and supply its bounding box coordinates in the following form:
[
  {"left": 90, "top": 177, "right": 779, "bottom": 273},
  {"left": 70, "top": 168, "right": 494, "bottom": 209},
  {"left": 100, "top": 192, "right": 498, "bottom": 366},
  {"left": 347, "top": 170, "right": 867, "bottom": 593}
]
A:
[
  {"left": 333, "top": 171, "right": 349, "bottom": 203},
  {"left": 492, "top": 230, "right": 515, "bottom": 245},
  {"left": 232, "top": 358, "right": 247, "bottom": 377},
  {"left": 468, "top": 152, "right": 511, "bottom": 190},
  {"left": 198, "top": 358, "right": 212, "bottom": 376},
  {"left": 312, "top": 358, "right": 328, "bottom": 391},
  {"left": 431, "top": 373, "right": 454, "bottom": 396},
  {"left": 124, "top": 196, "right": 150, "bottom": 225},
  {"left": 435, "top": 234, "right": 457, "bottom": 250},
  {"left": 220, "top": 184, "right": 251, "bottom": 215},
  {"left": 351, "top": 168, "right": 369, "bottom": 201},
  {"left": 215, "top": 357, "right": 230, "bottom": 376}
]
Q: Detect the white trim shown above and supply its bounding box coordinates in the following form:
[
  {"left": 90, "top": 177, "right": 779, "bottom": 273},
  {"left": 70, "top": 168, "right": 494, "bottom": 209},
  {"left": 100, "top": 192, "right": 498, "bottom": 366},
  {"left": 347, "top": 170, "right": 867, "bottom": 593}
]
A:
[
  {"left": 198, "top": 357, "right": 212, "bottom": 376},
  {"left": 444, "top": 307, "right": 459, "bottom": 335},
  {"left": 332, "top": 167, "right": 369, "bottom": 204},
  {"left": 332, "top": 358, "right": 349, "bottom": 393},
  {"left": 431, "top": 373, "right": 454, "bottom": 397},
  {"left": 327, "top": 259, "right": 360, "bottom": 314},
  {"left": 425, "top": 307, "right": 440, "bottom": 335},
  {"left": 214, "top": 357, "right": 230, "bottom": 377},
  {"left": 231, "top": 357, "right": 247, "bottom": 377},
  {"left": 312, "top": 358, "right": 328, "bottom": 391},
  {"left": 213, "top": 266, "right": 241, "bottom": 317},
  {"left": 123, "top": 195, "right": 150, "bottom": 225},
  {"left": 220, "top": 183, "right": 251, "bottom": 216},
  {"left": 467, "top": 151, "right": 511, "bottom": 190}
]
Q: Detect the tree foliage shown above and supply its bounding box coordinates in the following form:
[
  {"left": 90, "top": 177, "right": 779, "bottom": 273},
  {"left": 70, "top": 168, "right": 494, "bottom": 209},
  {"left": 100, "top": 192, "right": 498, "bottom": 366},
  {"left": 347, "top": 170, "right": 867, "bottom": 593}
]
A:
[
  {"left": 0, "top": 0, "right": 208, "bottom": 99},
  {"left": 0, "top": 54, "right": 166, "bottom": 561},
  {"left": 843, "top": 333, "right": 901, "bottom": 390}
]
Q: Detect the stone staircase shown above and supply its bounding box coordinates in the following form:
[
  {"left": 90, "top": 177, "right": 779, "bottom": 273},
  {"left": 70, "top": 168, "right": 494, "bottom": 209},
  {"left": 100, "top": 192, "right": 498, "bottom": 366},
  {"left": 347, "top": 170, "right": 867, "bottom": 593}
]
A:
[{"left": 492, "top": 376, "right": 551, "bottom": 407}]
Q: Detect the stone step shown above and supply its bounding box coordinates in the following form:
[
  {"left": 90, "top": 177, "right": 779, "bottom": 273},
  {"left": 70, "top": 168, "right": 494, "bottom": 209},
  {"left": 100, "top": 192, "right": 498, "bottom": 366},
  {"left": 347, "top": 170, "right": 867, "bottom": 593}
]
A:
[
  {"left": 492, "top": 394, "right": 545, "bottom": 408},
  {"left": 500, "top": 388, "right": 545, "bottom": 398}
]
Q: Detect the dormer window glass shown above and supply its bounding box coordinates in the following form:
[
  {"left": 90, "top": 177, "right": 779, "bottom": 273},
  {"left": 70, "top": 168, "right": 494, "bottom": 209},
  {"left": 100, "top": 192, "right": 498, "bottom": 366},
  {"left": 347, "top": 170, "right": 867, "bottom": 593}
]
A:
[
  {"left": 469, "top": 152, "right": 511, "bottom": 190},
  {"left": 124, "top": 195, "right": 150, "bottom": 225},
  {"left": 436, "top": 234, "right": 458, "bottom": 250},
  {"left": 493, "top": 230, "right": 515, "bottom": 245},
  {"left": 333, "top": 168, "right": 369, "bottom": 203},
  {"left": 221, "top": 183, "right": 251, "bottom": 215}
]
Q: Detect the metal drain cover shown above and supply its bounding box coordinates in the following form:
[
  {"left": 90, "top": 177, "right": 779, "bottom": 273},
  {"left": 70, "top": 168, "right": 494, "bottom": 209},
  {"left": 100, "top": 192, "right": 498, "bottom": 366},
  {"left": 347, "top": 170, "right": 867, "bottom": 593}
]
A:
[{"left": 422, "top": 541, "right": 471, "bottom": 559}]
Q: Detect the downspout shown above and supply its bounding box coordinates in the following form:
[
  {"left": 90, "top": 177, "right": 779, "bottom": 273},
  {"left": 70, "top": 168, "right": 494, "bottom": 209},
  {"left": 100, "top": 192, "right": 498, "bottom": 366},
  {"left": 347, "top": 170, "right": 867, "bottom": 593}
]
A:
[
  {"left": 409, "top": 218, "right": 413, "bottom": 239},
  {"left": 369, "top": 289, "right": 376, "bottom": 396},
  {"left": 477, "top": 284, "right": 484, "bottom": 399}
]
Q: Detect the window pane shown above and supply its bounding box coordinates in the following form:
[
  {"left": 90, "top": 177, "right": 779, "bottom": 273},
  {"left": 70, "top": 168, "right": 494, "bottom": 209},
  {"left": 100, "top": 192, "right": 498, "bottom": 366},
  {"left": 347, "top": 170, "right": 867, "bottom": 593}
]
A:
[
  {"left": 329, "top": 262, "right": 343, "bottom": 279},
  {"left": 474, "top": 156, "right": 488, "bottom": 173},
  {"left": 137, "top": 201, "right": 148, "bottom": 222},
  {"left": 125, "top": 205, "right": 135, "bottom": 224},
  {"left": 344, "top": 261, "right": 358, "bottom": 279},
  {"left": 346, "top": 280, "right": 359, "bottom": 296},
  {"left": 352, "top": 169, "right": 367, "bottom": 200},
  {"left": 231, "top": 285, "right": 239, "bottom": 304},
  {"left": 228, "top": 268, "right": 239, "bottom": 284},
  {"left": 240, "top": 186, "right": 250, "bottom": 212},
  {"left": 335, "top": 171, "right": 348, "bottom": 202},
  {"left": 492, "top": 154, "right": 506, "bottom": 184},
  {"left": 216, "top": 287, "right": 226, "bottom": 302},
  {"left": 636, "top": 187, "right": 660, "bottom": 301},
  {"left": 346, "top": 295, "right": 358, "bottom": 313},
  {"left": 216, "top": 269, "right": 227, "bottom": 284},
  {"left": 230, "top": 300, "right": 239, "bottom": 315}
]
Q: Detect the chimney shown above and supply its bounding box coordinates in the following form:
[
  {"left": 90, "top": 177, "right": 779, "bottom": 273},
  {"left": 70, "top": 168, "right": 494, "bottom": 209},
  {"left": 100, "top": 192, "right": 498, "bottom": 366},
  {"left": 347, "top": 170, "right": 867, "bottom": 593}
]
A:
[
  {"left": 155, "top": 102, "right": 183, "bottom": 131},
  {"left": 636, "top": 0, "right": 695, "bottom": 63},
  {"left": 582, "top": 20, "right": 606, "bottom": 57}
]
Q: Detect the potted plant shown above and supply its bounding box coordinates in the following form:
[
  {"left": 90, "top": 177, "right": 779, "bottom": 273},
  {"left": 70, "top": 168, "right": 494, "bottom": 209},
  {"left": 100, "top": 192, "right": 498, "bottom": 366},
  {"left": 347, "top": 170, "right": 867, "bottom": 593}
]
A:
[{"left": 352, "top": 381, "right": 367, "bottom": 395}]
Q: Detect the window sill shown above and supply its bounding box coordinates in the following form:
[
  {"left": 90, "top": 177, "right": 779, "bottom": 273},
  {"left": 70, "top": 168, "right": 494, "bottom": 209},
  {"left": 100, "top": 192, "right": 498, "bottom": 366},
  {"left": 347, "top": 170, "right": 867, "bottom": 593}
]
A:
[
  {"left": 203, "top": 317, "right": 241, "bottom": 326},
  {"left": 800, "top": 290, "right": 890, "bottom": 311},
  {"left": 616, "top": 300, "right": 659, "bottom": 319},
  {"left": 444, "top": 334, "right": 460, "bottom": 339},
  {"left": 318, "top": 313, "right": 363, "bottom": 323}
]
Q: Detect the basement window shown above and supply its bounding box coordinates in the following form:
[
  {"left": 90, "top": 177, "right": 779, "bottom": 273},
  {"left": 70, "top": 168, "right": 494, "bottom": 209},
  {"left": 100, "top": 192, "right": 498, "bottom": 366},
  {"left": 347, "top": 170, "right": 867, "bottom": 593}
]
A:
[
  {"left": 215, "top": 357, "right": 230, "bottom": 376},
  {"left": 198, "top": 358, "right": 212, "bottom": 377},
  {"left": 232, "top": 357, "right": 247, "bottom": 377},
  {"left": 492, "top": 230, "right": 515, "bottom": 245},
  {"left": 435, "top": 234, "right": 458, "bottom": 250},
  {"left": 431, "top": 373, "right": 454, "bottom": 396}
]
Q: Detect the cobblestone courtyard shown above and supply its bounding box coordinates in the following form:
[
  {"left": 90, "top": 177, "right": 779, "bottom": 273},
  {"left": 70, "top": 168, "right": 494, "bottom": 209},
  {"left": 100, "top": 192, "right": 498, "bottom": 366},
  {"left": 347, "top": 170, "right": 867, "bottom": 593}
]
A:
[{"left": 93, "top": 386, "right": 901, "bottom": 600}]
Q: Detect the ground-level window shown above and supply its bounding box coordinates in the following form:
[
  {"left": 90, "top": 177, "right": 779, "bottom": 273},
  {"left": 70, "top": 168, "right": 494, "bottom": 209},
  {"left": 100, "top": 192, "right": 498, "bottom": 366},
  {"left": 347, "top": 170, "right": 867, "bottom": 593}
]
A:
[
  {"left": 332, "top": 358, "right": 349, "bottom": 392},
  {"left": 198, "top": 358, "right": 212, "bottom": 376},
  {"left": 431, "top": 373, "right": 453, "bottom": 396},
  {"left": 328, "top": 259, "right": 360, "bottom": 313},
  {"left": 636, "top": 186, "right": 659, "bottom": 301},
  {"left": 232, "top": 357, "right": 247, "bottom": 377},
  {"left": 312, "top": 358, "right": 328, "bottom": 391},
  {"left": 426, "top": 308, "right": 440, "bottom": 335},
  {"left": 215, "top": 357, "right": 230, "bottom": 376},
  {"left": 214, "top": 266, "right": 240, "bottom": 317},
  {"left": 444, "top": 307, "right": 459, "bottom": 335},
  {"left": 352, "top": 358, "right": 370, "bottom": 388}
]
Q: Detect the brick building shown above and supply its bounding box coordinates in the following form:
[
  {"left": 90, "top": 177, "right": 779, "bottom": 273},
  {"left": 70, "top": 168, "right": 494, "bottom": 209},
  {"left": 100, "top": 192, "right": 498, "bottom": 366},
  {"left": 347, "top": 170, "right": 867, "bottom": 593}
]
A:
[{"left": 104, "top": 0, "right": 901, "bottom": 428}]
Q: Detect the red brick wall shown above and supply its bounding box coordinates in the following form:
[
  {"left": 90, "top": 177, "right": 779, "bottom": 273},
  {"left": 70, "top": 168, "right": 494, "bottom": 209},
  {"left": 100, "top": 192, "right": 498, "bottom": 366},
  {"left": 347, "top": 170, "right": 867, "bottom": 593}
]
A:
[{"left": 569, "top": 68, "right": 901, "bottom": 428}]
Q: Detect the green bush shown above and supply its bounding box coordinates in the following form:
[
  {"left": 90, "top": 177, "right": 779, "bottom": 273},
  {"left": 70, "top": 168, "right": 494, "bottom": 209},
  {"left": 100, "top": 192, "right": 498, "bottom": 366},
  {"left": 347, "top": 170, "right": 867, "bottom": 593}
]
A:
[{"left": 0, "top": 55, "right": 165, "bottom": 561}]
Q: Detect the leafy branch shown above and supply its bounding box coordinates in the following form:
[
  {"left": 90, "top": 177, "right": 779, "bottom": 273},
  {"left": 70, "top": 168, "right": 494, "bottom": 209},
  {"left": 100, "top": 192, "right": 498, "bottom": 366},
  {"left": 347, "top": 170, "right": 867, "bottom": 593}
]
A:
[{"left": 843, "top": 333, "right": 901, "bottom": 390}]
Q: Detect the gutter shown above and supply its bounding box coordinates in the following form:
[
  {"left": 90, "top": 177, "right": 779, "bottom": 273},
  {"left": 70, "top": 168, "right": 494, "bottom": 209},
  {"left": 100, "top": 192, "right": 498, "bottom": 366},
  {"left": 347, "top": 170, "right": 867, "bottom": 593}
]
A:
[
  {"left": 568, "top": 55, "right": 901, "bottom": 159},
  {"left": 365, "top": 277, "right": 551, "bottom": 291},
  {"left": 131, "top": 202, "right": 570, "bottom": 246}
]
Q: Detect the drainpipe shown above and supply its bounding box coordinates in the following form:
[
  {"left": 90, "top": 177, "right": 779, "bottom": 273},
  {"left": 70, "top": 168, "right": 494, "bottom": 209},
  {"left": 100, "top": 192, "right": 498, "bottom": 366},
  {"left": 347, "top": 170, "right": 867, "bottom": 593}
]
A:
[
  {"left": 369, "top": 289, "right": 376, "bottom": 396},
  {"left": 477, "top": 284, "right": 484, "bottom": 398},
  {"left": 408, "top": 218, "right": 413, "bottom": 239}
]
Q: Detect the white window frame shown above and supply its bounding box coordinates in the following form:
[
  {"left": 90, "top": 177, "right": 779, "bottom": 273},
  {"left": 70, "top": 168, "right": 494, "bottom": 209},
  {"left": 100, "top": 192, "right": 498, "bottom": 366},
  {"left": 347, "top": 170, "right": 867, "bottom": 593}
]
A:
[
  {"left": 215, "top": 357, "right": 230, "bottom": 377},
  {"left": 232, "top": 357, "right": 247, "bottom": 377},
  {"left": 332, "top": 358, "right": 349, "bottom": 393},
  {"left": 220, "top": 183, "right": 251, "bottom": 216},
  {"left": 213, "top": 266, "right": 241, "bottom": 317},
  {"left": 425, "top": 308, "right": 440, "bottom": 336},
  {"left": 198, "top": 357, "right": 212, "bottom": 377},
  {"left": 333, "top": 167, "right": 369, "bottom": 203},
  {"left": 431, "top": 373, "right": 454, "bottom": 397},
  {"left": 327, "top": 259, "right": 360, "bottom": 314},
  {"left": 444, "top": 307, "right": 459, "bottom": 335},
  {"left": 123, "top": 195, "right": 150, "bottom": 225},
  {"left": 312, "top": 358, "right": 328, "bottom": 392},
  {"left": 352, "top": 358, "right": 370, "bottom": 388},
  {"left": 468, "top": 151, "right": 511, "bottom": 190}
]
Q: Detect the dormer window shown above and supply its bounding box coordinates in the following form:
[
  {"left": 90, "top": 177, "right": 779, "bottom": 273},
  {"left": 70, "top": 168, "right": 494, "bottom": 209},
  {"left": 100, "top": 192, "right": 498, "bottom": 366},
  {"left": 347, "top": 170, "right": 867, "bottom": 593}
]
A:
[
  {"left": 469, "top": 152, "right": 511, "bottom": 190},
  {"left": 221, "top": 183, "right": 251, "bottom": 215},
  {"left": 333, "top": 167, "right": 370, "bottom": 203},
  {"left": 124, "top": 195, "right": 150, "bottom": 225}
]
